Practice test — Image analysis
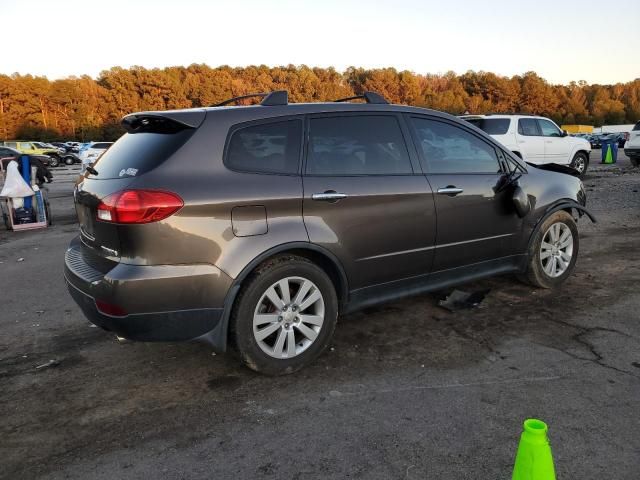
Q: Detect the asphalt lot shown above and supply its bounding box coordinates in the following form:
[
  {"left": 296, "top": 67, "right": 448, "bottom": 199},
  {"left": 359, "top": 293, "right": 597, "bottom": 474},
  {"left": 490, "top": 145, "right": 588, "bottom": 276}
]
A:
[{"left": 1, "top": 152, "right": 639, "bottom": 479}]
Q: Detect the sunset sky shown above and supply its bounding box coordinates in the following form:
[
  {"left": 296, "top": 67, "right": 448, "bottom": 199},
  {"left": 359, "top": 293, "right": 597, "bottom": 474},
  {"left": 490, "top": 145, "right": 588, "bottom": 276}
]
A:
[{"left": 2, "top": 0, "right": 638, "bottom": 84}]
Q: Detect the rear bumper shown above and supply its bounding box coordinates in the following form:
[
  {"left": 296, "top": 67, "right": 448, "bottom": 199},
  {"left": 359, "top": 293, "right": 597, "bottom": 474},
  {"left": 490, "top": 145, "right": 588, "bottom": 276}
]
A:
[
  {"left": 64, "top": 236, "right": 232, "bottom": 344},
  {"left": 624, "top": 148, "right": 640, "bottom": 157}
]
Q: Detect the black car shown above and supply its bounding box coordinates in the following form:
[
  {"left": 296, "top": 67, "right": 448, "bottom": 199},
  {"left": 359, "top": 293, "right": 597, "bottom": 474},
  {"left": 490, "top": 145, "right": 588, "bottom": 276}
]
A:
[{"left": 65, "top": 90, "right": 595, "bottom": 374}]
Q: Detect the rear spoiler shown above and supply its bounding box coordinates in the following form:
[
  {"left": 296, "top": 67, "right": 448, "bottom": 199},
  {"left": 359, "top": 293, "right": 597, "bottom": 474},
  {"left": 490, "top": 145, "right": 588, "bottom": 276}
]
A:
[{"left": 121, "top": 109, "right": 206, "bottom": 133}]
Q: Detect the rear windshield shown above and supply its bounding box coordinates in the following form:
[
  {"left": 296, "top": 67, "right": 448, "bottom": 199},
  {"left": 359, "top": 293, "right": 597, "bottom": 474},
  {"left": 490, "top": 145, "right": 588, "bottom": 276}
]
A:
[
  {"left": 90, "top": 130, "right": 194, "bottom": 179},
  {"left": 465, "top": 118, "right": 510, "bottom": 135}
]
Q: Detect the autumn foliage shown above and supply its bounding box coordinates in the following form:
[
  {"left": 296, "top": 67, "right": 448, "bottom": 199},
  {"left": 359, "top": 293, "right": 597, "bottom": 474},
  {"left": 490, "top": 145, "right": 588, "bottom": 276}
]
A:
[{"left": 0, "top": 65, "right": 639, "bottom": 141}]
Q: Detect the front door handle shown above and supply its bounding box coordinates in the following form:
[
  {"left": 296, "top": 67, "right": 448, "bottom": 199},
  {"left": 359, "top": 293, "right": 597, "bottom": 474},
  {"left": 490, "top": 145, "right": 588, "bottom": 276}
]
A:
[
  {"left": 312, "top": 191, "right": 348, "bottom": 202},
  {"left": 437, "top": 186, "right": 464, "bottom": 196}
]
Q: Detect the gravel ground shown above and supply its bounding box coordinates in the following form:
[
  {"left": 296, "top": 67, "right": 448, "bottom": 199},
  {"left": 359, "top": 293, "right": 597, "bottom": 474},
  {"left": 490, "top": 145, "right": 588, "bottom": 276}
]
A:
[{"left": 1, "top": 153, "right": 639, "bottom": 480}]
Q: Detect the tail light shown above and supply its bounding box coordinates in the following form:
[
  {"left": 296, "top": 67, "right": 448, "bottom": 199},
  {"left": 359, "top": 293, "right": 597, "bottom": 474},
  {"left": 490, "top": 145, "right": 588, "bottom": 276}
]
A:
[{"left": 96, "top": 190, "right": 183, "bottom": 224}]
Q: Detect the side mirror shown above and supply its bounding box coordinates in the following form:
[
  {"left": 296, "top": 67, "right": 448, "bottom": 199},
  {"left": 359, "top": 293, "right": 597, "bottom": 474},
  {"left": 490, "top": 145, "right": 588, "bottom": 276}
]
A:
[
  {"left": 562, "top": 130, "right": 569, "bottom": 137},
  {"left": 512, "top": 184, "right": 531, "bottom": 218}
]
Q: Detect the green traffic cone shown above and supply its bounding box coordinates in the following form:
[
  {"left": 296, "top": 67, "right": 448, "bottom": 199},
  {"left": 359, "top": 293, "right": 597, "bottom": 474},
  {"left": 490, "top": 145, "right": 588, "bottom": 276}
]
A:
[
  {"left": 512, "top": 419, "right": 556, "bottom": 480},
  {"left": 604, "top": 145, "right": 613, "bottom": 164}
]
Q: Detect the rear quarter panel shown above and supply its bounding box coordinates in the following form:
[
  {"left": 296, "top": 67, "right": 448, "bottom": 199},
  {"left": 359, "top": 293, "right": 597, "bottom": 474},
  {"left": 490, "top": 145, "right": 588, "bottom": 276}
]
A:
[{"left": 119, "top": 109, "right": 309, "bottom": 280}]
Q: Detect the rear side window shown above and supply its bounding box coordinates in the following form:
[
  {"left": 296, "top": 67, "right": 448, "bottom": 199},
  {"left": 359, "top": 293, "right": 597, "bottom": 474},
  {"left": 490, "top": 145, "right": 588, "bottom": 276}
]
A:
[
  {"left": 306, "top": 115, "right": 412, "bottom": 175},
  {"left": 91, "top": 130, "right": 194, "bottom": 179},
  {"left": 633, "top": 122, "right": 640, "bottom": 131},
  {"left": 410, "top": 117, "right": 500, "bottom": 174},
  {"left": 226, "top": 120, "right": 302, "bottom": 174},
  {"left": 518, "top": 118, "right": 540, "bottom": 136},
  {"left": 465, "top": 118, "right": 510, "bottom": 135}
]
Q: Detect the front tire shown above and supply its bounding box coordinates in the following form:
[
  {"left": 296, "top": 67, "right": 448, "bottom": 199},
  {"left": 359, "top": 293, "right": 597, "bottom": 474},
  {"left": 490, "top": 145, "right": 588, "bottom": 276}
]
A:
[
  {"left": 570, "top": 152, "right": 588, "bottom": 177},
  {"left": 64, "top": 156, "right": 75, "bottom": 165},
  {"left": 231, "top": 255, "right": 338, "bottom": 375},
  {"left": 520, "top": 210, "right": 579, "bottom": 289}
]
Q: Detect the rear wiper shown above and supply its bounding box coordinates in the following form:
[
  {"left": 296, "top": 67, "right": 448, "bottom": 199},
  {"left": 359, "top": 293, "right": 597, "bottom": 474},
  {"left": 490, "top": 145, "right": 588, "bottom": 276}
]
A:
[{"left": 86, "top": 165, "right": 99, "bottom": 176}]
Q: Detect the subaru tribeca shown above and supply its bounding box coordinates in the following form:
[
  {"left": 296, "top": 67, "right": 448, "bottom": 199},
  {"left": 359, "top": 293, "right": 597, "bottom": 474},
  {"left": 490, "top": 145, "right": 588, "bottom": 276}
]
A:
[{"left": 65, "top": 91, "right": 595, "bottom": 375}]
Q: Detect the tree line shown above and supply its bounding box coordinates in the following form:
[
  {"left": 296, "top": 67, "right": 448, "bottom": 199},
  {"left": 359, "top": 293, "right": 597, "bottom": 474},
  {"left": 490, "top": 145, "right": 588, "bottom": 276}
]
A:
[{"left": 1, "top": 65, "right": 639, "bottom": 141}]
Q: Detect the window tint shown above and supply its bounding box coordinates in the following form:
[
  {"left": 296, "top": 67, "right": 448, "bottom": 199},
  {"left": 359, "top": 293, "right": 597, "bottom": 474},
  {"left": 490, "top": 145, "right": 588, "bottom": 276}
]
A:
[
  {"left": 465, "top": 118, "right": 510, "bottom": 135},
  {"left": 411, "top": 118, "right": 500, "bottom": 174},
  {"left": 518, "top": 118, "right": 540, "bottom": 136},
  {"left": 226, "top": 120, "right": 301, "bottom": 174},
  {"left": 633, "top": 122, "right": 640, "bottom": 131},
  {"left": 91, "top": 129, "right": 195, "bottom": 179},
  {"left": 307, "top": 115, "right": 412, "bottom": 175},
  {"left": 538, "top": 119, "right": 562, "bottom": 137}
]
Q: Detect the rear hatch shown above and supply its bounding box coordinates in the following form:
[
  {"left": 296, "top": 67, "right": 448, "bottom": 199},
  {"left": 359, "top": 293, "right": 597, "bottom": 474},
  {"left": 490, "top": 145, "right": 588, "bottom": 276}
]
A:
[{"left": 74, "top": 109, "right": 205, "bottom": 259}]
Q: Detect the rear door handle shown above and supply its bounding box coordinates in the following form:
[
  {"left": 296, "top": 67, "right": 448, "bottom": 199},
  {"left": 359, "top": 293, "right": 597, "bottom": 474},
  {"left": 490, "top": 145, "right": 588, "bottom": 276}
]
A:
[
  {"left": 312, "top": 191, "right": 348, "bottom": 202},
  {"left": 437, "top": 187, "right": 464, "bottom": 196}
]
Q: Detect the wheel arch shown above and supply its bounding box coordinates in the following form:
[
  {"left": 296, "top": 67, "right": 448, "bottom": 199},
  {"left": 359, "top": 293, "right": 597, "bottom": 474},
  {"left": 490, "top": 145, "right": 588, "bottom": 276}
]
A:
[
  {"left": 526, "top": 200, "right": 596, "bottom": 254},
  {"left": 573, "top": 149, "right": 590, "bottom": 162},
  {"left": 198, "top": 242, "right": 349, "bottom": 352}
]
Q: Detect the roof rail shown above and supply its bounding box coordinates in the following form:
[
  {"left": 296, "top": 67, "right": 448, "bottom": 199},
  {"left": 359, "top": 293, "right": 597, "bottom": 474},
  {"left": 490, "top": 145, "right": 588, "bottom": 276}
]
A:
[
  {"left": 333, "top": 91, "right": 389, "bottom": 104},
  {"left": 211, "top": 90, "right": 288, "bottom": 107},
  {"left": 486, "top": 112, "right": 536, "bottom": 117}
]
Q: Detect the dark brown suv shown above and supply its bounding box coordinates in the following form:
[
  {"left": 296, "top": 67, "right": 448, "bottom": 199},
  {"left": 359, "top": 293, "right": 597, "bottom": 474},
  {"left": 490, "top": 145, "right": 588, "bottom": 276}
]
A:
[{"left": 65, "top": 91, "right": 594, "bottom": 374}]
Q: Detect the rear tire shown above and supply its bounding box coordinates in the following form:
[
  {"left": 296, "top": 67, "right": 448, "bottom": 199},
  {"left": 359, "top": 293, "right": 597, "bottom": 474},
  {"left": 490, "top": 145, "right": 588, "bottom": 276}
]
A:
[
  {"left": 64, "top": 156, "right": 74, "bottom": 165},
  {"left": 230, "top": 255, "right": 338, "bottom": 375},
  {"left": 520, "top": 211, "right": 579, "bottom": 289},
  {"left": 570, "top": 152, "right": 589, "bottom": 177}
]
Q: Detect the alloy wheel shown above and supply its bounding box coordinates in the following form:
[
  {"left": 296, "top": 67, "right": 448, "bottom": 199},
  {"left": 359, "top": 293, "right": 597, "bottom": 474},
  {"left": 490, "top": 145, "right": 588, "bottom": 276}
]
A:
[
  {"left": 540, "top": 222, "right": 573, "bottom": 278},
  {"left": 253, "top": 276, "right": 325, "bottom": 359}
]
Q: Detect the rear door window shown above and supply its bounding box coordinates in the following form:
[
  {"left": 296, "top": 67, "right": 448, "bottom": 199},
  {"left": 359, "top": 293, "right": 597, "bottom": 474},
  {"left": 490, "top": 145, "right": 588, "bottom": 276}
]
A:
[
  {"left": 306, "top": 115, "right": 412, "bottom": 175},
  {"left": 225, "top": 119, "right": 302, "bottom": 174},
  {"left": 91, "top": 130, "right": 194, "bottom": 179},
  {"left": 465, "top": 118, "right": 511, "bottom": 135},
  {"left": 518, "top": 118, "right": 541, "bottom": 136},
  {"left": 410, "top": 117, "right": 501, "bottom": 174}
]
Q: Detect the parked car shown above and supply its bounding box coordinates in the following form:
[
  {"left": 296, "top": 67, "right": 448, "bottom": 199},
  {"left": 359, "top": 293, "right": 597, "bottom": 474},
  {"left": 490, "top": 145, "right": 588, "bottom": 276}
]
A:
[
  {"left": 624, "top": 121, "right": 640, "bottom": 167},
  {"left": 1, "top": 140, "right": 62, "bottom": 166},
  {"left": 460, "top": 115, "right": 592, "bottom": 176},
  {"left": 65, "top": 142, "right": 81, "bottom": 153},
  {"left": 65, "top": 91, "right": 595, "bottom": 375},
  {"left": 62, "top": 152, "right": 81, "bottom": 165},
  {"left": 79, "top": 142, "right": 113, "bottom": 169},
  {"left": 0, "top": 145, "right": 52, "bottom": 167},
  {"left": 588, "top": 134, "right": 604, "bottom": 149}
]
